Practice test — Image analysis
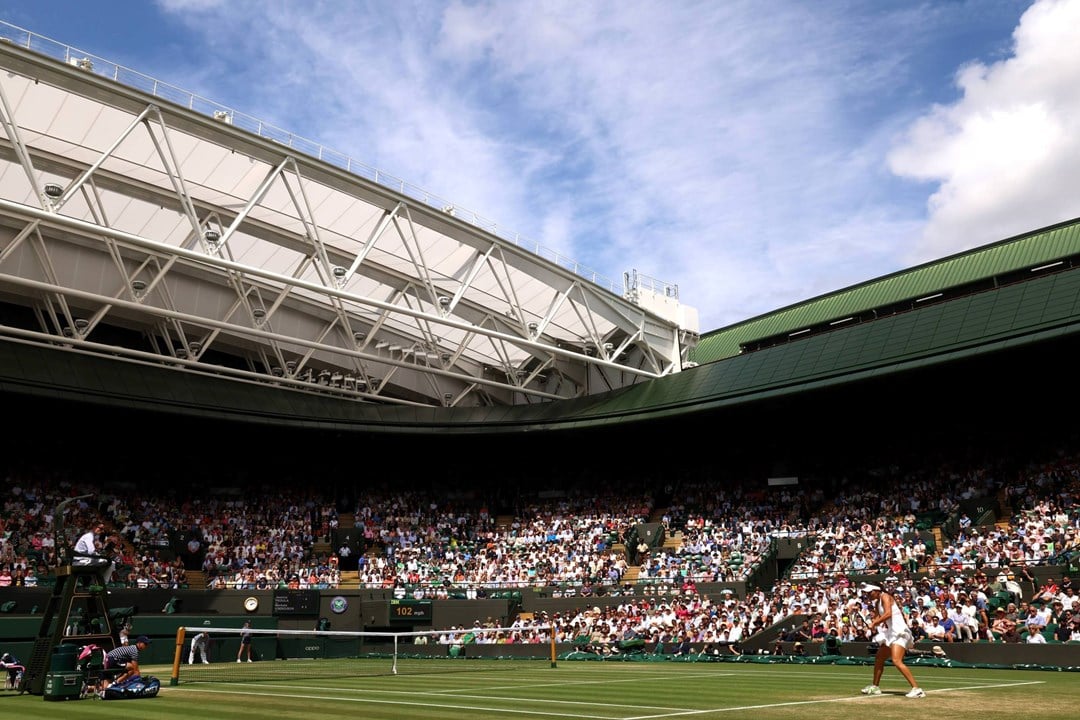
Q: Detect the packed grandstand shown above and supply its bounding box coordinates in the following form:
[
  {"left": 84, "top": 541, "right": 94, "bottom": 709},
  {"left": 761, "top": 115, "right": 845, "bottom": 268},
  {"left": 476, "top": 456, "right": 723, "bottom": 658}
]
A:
[{"left": 2, "top": 435, "right": 1076, "bottom": 649}]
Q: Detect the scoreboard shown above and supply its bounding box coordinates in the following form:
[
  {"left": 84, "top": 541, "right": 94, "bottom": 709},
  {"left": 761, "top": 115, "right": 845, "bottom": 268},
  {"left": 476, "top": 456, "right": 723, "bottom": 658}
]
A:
[
  {"left": 389, "top": 599, "right": 432, "bottom": 624},
  {"left": 272, "top": 589, "right": 319, "bottom": 616}
]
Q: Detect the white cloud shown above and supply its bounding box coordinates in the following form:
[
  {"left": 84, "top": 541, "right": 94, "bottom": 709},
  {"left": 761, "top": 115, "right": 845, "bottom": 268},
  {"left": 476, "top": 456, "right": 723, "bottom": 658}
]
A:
[
  {"left": 889, "top": 0, "right": 1080, "bottom": 264},
  {"left": 143, "top": 0, "right": 1066, "bottom": 331}
]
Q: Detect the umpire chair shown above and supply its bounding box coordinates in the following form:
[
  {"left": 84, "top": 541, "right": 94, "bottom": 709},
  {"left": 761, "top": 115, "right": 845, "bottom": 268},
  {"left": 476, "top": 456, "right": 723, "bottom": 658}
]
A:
[{"left": 21, "top": 495, "right": 117, "bottom": 696}]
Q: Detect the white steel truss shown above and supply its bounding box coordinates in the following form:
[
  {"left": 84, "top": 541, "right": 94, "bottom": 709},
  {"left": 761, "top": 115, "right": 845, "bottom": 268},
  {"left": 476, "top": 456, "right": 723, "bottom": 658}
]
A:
[{"left": 0, "top": 36, "right": 690, "bottom": 409}]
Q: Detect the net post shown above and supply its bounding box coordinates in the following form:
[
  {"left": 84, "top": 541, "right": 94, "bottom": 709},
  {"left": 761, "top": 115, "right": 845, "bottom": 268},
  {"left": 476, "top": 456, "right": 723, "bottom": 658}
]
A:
[
  {"left": 392, "top": 635, "right": 398, "bottom": 675},
  {"left": 550, "top": 623, "right": 557, "bottom": 668},
  {"left": 170, "top": 626, "right": 186, "bottom": 686}
]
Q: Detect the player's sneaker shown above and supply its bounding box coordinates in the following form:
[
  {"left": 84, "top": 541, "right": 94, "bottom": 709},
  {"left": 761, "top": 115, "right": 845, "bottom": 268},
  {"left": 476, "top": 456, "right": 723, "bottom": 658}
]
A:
[
  {"left": 860, "top": 685, "right": 881, "bottom": 695},
  {"left": 905, "top": 687, "right": 926, "bottom": 698}
]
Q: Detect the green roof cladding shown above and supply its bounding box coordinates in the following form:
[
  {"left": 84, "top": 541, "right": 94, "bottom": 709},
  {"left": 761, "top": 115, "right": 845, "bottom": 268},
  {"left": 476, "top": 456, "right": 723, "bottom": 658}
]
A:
[{"left": 694, "top": 215, "right": 1080, "bottom": 363}]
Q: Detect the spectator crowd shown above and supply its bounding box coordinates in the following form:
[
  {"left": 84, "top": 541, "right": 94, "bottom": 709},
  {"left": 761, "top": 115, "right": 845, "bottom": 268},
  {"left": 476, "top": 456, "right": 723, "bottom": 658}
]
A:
[{"left": 1, "top": 438, "right": 1078, "bottom": 649}]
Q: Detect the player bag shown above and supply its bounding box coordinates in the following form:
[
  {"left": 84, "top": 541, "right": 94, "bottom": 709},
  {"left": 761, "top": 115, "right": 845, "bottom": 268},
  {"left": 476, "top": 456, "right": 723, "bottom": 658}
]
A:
[{"left": 102, "top": 675, "right": 161, "bottom": 699}]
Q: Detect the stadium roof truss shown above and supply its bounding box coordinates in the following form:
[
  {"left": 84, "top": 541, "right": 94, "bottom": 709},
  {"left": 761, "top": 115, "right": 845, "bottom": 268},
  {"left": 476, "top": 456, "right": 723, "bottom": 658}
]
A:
[{"left": 0, "top": 38, "right": 690, "bottom": 409}]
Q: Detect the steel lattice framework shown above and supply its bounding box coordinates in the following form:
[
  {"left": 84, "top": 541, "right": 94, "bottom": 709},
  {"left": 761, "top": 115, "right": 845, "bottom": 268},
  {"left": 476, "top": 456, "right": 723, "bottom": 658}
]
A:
[{"left": 0, "top": 30, "right": 696, "bottom": 410}]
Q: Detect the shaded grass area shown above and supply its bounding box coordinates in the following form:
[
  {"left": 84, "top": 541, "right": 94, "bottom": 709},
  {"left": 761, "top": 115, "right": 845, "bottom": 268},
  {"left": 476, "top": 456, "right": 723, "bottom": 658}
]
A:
[{"left": 2, "top": 659, "right": 1076, "bottom": 720}]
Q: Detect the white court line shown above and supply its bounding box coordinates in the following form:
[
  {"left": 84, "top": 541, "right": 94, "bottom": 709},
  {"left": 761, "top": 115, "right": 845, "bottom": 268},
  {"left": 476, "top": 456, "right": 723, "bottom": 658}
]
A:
[
  {"left": 906, "top": 680, "right": 1046, "bottom": 693},
  {"left": 178, "top": 669, "right": 731, "bottom": 699},
  {"left": 651, "top": 666, "right": 1049, "bottom": 689},
  {"left": 177, "top": 687, "right": 629, "bottom": 718},
  {"left": 173, "top": 674, "right": 1048, "bottom": 720},
  {"left": 193, "top": 680, "right": 700, "bottom": 711},
  {"left": 432, "top": 672, "right": 734, "bottom": 694},
  {"left": 621, "top": 680, "right": 1047, "bottom": 719}
]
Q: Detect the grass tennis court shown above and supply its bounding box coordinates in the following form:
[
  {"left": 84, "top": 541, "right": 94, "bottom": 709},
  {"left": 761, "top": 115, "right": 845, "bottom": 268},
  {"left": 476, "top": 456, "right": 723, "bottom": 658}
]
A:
[{"left": 2, "top": 659, "right": 1075, "bottom": 719}]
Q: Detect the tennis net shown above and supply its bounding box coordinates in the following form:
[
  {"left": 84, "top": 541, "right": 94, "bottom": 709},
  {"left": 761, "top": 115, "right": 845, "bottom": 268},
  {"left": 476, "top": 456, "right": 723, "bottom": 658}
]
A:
[{"left": 169, "top": 625, "right": 556, "bottom": 685}]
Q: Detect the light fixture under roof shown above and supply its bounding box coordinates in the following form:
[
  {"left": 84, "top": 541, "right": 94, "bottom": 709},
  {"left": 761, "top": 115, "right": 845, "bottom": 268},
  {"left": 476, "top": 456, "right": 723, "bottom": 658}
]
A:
[
  {"left": 131, "top": 279, "right": 148, "bottom": 292},
  {"left": 43, "top": 183, "right": 63, "bottom": 198},
  {"left": 252, "top": 307, "right": 266, "bottom": 320},
  {"left": 332, "top": 266, "right": 347, "bottom": 279},
  {"left": 204, "top": 229, "right": 221, "bottom": 244}
]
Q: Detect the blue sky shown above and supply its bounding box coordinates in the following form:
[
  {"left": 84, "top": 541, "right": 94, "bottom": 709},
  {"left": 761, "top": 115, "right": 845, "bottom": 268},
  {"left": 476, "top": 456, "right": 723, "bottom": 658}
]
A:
[{"left": 3, "top": 0, "right": 1078, "bottom": 332}]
